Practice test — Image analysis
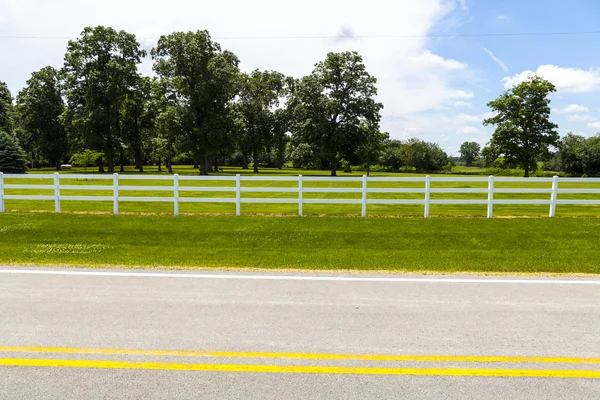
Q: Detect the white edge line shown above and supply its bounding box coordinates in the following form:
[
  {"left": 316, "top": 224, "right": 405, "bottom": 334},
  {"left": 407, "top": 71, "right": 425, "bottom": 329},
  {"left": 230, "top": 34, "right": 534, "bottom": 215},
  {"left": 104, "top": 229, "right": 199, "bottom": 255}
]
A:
[{"left": 0, "top": 269, "right": 599, "bottom": 285}]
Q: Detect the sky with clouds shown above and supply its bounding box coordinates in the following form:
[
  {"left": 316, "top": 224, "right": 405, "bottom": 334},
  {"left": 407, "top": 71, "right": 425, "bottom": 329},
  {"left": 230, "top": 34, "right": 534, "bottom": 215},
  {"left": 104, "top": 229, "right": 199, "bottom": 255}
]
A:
[{"left": 1, "top": 0, "right": 600, "bottom": 155}]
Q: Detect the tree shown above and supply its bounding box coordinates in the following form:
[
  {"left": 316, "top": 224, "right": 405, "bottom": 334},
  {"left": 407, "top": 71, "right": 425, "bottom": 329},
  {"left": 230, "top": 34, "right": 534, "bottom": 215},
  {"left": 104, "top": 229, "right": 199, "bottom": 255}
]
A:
[
  {"left": 0, "top": 131, "right": 28, "bottom": 173},
  {"left": 236, "top": 70, "right": 286, "bottom": 173},
  {"left": 358, "top": 122, "right": 388, "bottom": 176},
  {"left": 121, "top": 77, "right": 154, "bottom": 172},
  {"left": 63, "top": 26, "right": 146, "bottom": 173},
  {"left": 0, "top": 81, "right": 15, "bottom": 133},
  {"left": 558, "top": 133, "right": 586, "bottom": 175},
  {"left": 459, "top": 141, "right": 481, "bottom": 166},
  {"left": 70, "top": 149, "right": 104, "bottom": 174},
  {"left": 16, "top": 66, "right": 68, "bottom": 170},
  {"left": 483, "top": 76, "right": 559, "bottom": 177},
  {"left": 411, "top": 140, "right": 448, "bottom": 172},
  {"left": 291, "top": 51, "right": 382, "bottom": 176},
  {"left": 152, "top": 30, "right": 240, "bottom": 175}
]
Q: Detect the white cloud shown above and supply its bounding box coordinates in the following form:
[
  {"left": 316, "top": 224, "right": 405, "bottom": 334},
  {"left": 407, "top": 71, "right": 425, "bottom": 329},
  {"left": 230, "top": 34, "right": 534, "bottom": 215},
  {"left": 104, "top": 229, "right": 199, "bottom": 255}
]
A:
[
  {"left": 567, "top": 115, "right": 596, "bottom": 122},
  {"left": 453, "top": 101, "right": 472, "bottom": 107},
  {"left": 457, "top": 113, "right": 481, "bottom": 123},
  {"left": 503, "top": 65, "right": 600, "bottom": 93},
  {"left": 554, "top": 104, "right": 590, "bottom": 114},
  {"left": 497, "top": 15, "right": 508, "bottom": 20},
  {"left": 450, "top": 90, "right": 475, "bottom": 99},
  {"left": 587, "top": 122, "right": 600, "bottom": 128},
  {"left": 456, "top": 126, "right": 482, "bottom": 135},
  {"left": 480, "top": 46, "right": 508, "bottom": 72}
]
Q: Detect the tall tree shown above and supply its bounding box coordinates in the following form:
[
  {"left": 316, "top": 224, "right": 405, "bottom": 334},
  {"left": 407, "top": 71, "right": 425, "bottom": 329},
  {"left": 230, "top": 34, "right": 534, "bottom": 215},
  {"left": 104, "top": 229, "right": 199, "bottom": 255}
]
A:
[
  {"left": 0, "top": 130, "right": 28, "bottom": 173},
  {"left": 122, "top": 76, "right": 154, "bottom": 172},
  {"left": 291, "top": 51, "right": 382, "bottom": 176},
  {"left": 236, "top": 70, "right": 286, "bottom": 173},
  {"left": 358, "top": 121, "right": 388, "bottom": 176},
  {"left": 483, "top": 76, "right": 559, "bottom": 177},
  {"left": 63, "top": 26, "right": 146, "bottom": 173},
  {"left": 459, "top": 141, "right": 481, "bottom": 166},
  {"left": 16, "top": 66, "right": 68, "bottom": 170},
  {"left": 151, "top": 30, "right": 240, "bottom": 175},
  {"left": 0, "top": 81, "right": 14, "bottom": 133}
]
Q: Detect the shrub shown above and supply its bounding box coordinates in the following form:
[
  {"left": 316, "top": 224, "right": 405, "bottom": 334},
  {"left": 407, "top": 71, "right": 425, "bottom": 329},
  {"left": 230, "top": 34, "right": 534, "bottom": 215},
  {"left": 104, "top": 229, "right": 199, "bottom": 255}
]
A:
[{"left": 0, "top": 131, "right": 28, "bottom": 173}]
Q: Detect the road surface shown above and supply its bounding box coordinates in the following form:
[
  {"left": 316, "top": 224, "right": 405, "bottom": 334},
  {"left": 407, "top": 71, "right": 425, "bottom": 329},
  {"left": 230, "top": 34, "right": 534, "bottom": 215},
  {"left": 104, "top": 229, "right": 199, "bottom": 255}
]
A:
[{"left": 0, "top": 267, "right": 599, "bottom": 399}]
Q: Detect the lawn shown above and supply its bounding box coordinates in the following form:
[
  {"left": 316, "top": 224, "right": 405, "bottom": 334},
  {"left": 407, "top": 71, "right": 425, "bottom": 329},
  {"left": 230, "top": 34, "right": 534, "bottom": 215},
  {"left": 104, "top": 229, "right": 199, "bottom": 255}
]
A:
[
  {"left": 1, "top": 213, "right": 599, "bottom": 274},
  {"left": 2, "top": 166, "right": 599, "bottom": 217}
]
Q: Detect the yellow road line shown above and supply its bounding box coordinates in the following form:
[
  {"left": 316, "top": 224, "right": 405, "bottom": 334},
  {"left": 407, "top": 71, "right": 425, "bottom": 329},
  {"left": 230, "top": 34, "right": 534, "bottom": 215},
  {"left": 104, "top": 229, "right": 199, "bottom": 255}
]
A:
[
  {"left": 1, "top": 358, "right": 599, "bottom": 378},
  {"left": 0, "top": 346, "right": 599, "bottom": 365},
  {"left": 0, "top": 346, "right": 600, "bottom": 364}
]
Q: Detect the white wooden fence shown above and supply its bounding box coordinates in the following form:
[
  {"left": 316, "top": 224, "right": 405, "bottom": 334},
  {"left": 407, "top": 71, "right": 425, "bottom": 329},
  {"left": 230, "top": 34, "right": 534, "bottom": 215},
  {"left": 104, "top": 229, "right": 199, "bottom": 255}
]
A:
[{"left": 1, "top": 172, "right": 599, "bottom": 218}]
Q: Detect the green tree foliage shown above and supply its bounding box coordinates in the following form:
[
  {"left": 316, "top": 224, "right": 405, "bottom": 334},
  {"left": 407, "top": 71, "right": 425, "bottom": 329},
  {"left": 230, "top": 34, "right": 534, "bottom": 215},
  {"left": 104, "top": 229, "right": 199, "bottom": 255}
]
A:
[
  {"left": 411, "top": 140, "right": 448, "bottom": 172},
  {"left": 358, "top": 122, "right": 388, "bottom": 176},
  {"left": 291, "top": 51, "right": 382, "bottom": 176},
  {"left": 236, "top": 70, "right": 287, "bottom": 173},
  {"left": 483, "top": 76, "right": 559, "bottom": 177},
  {"left": 288, "top": 143, "right": 321, "bottom": 169},
  {"left": 0, "top": 81, "right": 15, "bottom": 133},
  {"left": 16, "top": 66, "right": 68, "bottom": 170},
  {"left": 63, "top": 26, "right": 146, "bottom": 173},
  {"left": 459, "top": 141, "right": 481, "bottom": 166},
  {"left": 558, "top": 133, "right": 600, "bottom": 176},
  {"left": 121, "top": 77, "right": 154, "bottom": 172},
  {"left": 152, "top": 30, "right": 240, "bottom": 175},
  {"left": 70, "top": 149, "right": 104, "bottom": 173},
  {"left": 0, "top": 131, "right": 28, "bottom": 173}
]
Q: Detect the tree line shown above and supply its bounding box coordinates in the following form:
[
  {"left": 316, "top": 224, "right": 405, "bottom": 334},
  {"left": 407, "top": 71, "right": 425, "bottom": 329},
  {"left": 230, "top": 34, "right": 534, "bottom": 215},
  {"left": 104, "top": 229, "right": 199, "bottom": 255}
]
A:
[{"left": 1, "top": 26, "right": 599, "bottom": 177}]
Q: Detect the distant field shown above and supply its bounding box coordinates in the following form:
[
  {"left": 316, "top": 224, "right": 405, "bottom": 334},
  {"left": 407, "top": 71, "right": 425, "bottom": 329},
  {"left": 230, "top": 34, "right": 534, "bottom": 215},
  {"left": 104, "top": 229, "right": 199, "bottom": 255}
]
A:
[
  {"left": 2, "top": 166, "right": 599, "bottom": 217},
  {"left": 1, "top": 213, "right": 599, "bottom": 274}
]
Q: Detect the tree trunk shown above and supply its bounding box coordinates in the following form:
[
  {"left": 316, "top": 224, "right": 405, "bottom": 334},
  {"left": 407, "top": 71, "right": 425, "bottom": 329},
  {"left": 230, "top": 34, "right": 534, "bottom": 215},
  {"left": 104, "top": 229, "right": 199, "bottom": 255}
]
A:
[
  {"left": 157, "top": 157, "right": 162, "bottom": 172},
  {"left": 98, "top": 156, "right": 105, "bottom": 173},
  {"left": 330, "top": 156, "right": 337, "bottom": 177},
  {"left": 119, "top": 152, "right": 124, "bottom": 172},
  {"left": 524, "top": 164, "right": 530, "bottom": 178},
  {"left": 193, "top": 154, "right": 199, "bottom": 169},
  {"left": 55, "top": 158, "right": 61, "bottom": 171},
  {"left": 344, "top": 162, "right": 352, "bottom": 173},
  {"left": 199, "top": 154, "right": 209, "bottom": 176},
  {"left": 213, "top": 160, "right": 219, "bottom": 173},
  {"left": 241, "top": 154, "right": 249, "bottom": 170},
  {"left": 367, "top": 163, "right": 370, "bottom": 177},
  {"left": 253, "top": 152, "right": 259, "bottom": 173},
  {"left": 167, "top": 159, "right": 173, "bottom": 174}
]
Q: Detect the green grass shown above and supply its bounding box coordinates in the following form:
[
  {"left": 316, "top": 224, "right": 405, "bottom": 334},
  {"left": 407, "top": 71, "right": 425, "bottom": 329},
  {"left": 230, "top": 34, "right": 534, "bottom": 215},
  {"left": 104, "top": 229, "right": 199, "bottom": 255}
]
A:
[
  {"left": 1, "top": 213, "right": 599, "bottom": 274},
  {"left": 3, "top": 166, "right": 599, "bottom": 217}
]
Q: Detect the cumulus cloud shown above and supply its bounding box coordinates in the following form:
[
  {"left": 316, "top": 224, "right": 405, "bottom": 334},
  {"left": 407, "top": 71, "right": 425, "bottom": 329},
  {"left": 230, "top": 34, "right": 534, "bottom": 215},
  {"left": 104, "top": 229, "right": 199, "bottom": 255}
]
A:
[
  {"left": 587, "top": 122, "right": 600, "bottom": 128},
  {"left": 456, "top": 126, "right": 482, "bottom": 135},
  {"left": 457, "top": 113, "right": 481, "bottom": 123},
  {"left": 503, "top": 65, "right": 600, "bottom": 93},
  {"left": 554, "top": 104, "right": 590, "bottom": 113},
  {"left": 567, "top": 115, "right": 596, "bottom": 122},
  {"left": 480, "top": 46, "right": 508, "bottom": 72},
  {"left": 453, "top": 101, "right": 472, "bottom": 107}
]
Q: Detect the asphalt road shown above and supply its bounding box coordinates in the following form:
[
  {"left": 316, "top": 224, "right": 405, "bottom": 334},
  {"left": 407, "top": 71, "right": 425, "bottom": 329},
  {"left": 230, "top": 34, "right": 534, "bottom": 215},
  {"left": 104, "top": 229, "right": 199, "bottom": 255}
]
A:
[{"left": 0, "top": 267, "right": 599, "bottom": 399}]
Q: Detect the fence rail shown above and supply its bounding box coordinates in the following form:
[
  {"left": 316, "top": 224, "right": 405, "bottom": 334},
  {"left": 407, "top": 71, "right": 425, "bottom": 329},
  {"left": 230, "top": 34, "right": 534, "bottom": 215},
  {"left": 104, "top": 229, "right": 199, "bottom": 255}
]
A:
[{"left": 1, "top": 172, "right": 600, "bottom": 217}]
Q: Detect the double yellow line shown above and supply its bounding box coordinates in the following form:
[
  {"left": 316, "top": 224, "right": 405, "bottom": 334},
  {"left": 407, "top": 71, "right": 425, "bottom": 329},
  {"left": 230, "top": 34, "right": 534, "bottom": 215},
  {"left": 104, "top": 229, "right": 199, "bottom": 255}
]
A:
[{"left": 1, "top": 346, "right": 599, "bottom": 379}]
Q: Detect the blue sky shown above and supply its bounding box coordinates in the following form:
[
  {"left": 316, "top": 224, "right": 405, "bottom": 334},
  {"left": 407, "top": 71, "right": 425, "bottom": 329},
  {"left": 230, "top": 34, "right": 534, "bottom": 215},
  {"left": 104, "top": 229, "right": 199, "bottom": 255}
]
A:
[{"left": 1, "top": 0, "right": 599, "bottom": 155}]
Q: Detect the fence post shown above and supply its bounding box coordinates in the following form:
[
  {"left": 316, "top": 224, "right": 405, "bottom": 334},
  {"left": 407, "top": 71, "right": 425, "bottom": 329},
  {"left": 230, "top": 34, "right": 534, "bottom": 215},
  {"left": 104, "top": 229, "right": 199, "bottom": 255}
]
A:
[
  {"left": 0, "top": 172, "right": 4, "bottom": 213},
  {"left": 54, "top": 172, "right": 60, "bottom": 213},
  {"left": 424, "top": 175, "right": 431, "bottom": 218},
  {"left": 361, "top": 175, "right": 368, "bottom": 217},
  {"left": 487, "top": 175, "right": 494, "bottom": 219},
  {"left": 113, "top": 173, "right": 119, "bottom": 215},
  {"left": 298, "top": 175, "right": 303, "bottom": 216},
  {"left": 235, "top": 174, "right": 241, "bottom": 216},
  {"left": 173, "top": 174, "right": 179, "bottom": 216},
  {"left": 549, "top": 175, "right": 559, "bottom": 218}
]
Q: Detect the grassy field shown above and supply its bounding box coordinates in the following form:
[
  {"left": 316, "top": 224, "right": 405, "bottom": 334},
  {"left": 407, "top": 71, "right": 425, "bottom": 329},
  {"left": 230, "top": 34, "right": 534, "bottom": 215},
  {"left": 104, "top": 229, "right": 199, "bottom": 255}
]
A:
[
  {"left": 1, "top": 213, "right": 599, "bottom": 274},
  {"left": 2, "top": 166, "right": 599, "bottom": 217}
]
